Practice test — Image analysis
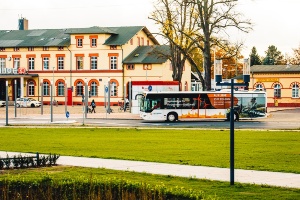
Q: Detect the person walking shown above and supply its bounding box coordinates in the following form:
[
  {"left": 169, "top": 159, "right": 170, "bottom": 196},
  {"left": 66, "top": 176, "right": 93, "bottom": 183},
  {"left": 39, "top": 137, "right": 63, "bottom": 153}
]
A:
[{"left": 91, "top": 99, "right": 96, "bottom": 113}]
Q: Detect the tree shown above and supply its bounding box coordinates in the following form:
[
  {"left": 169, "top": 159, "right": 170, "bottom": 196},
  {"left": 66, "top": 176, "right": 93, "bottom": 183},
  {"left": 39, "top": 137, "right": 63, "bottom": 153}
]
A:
[
  {"left": 289, "top": 45, "right": 300, "bottom": 65},
  {"left": 150, "top": 0, "right": 197, "bottom": 85},
  {"left": 191, "top": 0, "right": 251, "bottom": 90},
  {"left": 262, "top": 45, "right": 284, "bottom": 65},
  {"left": 249, "top": 47, "right": 262, "bottom": 66},
  {"left": 150, "top": 0, "right": 251, "bottom": 90}
]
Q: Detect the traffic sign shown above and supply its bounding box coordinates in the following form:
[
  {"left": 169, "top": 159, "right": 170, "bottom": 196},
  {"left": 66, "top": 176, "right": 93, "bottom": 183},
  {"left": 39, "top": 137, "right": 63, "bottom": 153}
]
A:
[
  {"left": 148, "top": 85, "right": 152, "bottom": 91},
  {"left": 105, "top": 86, "right": 108, "bottom": 93},
  {"left": 66, "top": 111, "right": 70, "bottom": 118}
]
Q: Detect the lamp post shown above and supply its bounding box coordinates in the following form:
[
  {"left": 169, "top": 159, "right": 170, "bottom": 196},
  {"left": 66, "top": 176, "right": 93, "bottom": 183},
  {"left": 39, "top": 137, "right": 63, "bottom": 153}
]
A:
[
  {"left": 215, "top": 58, "right": 250, "bottom": 185},
  {"left": 50, "top": 80, "right": 53, "bottom": 122},
  {"left": 129, "top": 78, "right": 132, "bottom": 113},
  {"left": 64, "top": 78, "right": 67, "bottom": 114},
  {"left": 107, "top": 77, "right": 111, "bottom": 113},
  {"left": 84, "top": 78, "right": 88, "bottom": 118},
  {"left": 5, "top": 80, "right": 8, "bottom": 126},
  {"left": 41, "top": 78, "right": 43, "bottom": 115},
  {"left": 14, "top": 79, "right": 17, "bottom": 117}
]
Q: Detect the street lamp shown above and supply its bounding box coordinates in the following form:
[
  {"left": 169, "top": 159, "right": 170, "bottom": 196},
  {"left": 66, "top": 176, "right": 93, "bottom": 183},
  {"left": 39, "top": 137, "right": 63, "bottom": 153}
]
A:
[
  {"left": 84, "top": 78, "right": 88, "bottom": 119},
  {"left": 215, "top": 58, "right": 250, "bottom": 185},
  {"left": 41, "top": 78, "right": 43, "bottom": 115},
  {"left": 5, "top": 80, "right": 8, "bottom": 126},
  {"left": 107, "top": 77, "right": 111, "bottom": 113},
  {"left": 129, "top": 77, "right": 132, "bottom": 113},
  {"left": 14, "top": 79, "right": 17, "bottom": 117},
  {"left": 64, "top": 77, "right": 67, "bottom": 113},
  {"left": 50, "top": 80, "right": 53, "bottom": 122}
]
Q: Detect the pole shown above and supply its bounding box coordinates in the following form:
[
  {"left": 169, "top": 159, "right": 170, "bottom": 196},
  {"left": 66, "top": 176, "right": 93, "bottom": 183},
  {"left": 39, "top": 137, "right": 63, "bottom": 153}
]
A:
[
  {"left": 50, "top": 81, "right": 53, "bottom": 122},
  {"left": 230, "top": 78, "right": 234, "bottom": 185},
  {"left": 107, "top": 78, "right": 111, "bottom": 113},
  {"left": 41, "top": 79, "right": 43, "bottom": 115},
  {"left": 65, "top": 81, "right": 67, "bottom": 113},
  {"left": 5, "top": 80, "right": 8, "bottom": 126},
  {"left": 14, "top": 79, "right": 17, "bottom": 117},
  {"left": 85, "top": 79, "right": 88, "bottom": 118},
  {"left": 123, "top": 83, "right": 126, "bottom": 110},
  {"left": 129, "top": 78, "right": 132, "bottom": 113}
]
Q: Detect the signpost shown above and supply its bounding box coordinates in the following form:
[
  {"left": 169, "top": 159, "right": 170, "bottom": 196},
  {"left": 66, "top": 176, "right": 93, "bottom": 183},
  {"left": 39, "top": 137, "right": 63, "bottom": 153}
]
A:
[{"left": 66, "top": 111, "right": 70, "bottom": 121}]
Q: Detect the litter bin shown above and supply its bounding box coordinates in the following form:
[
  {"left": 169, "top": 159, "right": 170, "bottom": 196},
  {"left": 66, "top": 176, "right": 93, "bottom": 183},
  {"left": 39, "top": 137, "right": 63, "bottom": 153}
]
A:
[{"left": 275, "top": 99, "right": 278, "bottom": 107}]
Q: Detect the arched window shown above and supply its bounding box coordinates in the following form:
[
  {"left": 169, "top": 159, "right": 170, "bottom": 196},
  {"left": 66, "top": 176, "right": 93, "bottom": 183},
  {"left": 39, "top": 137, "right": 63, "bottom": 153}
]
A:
[
  {"left": 110, "top": 81, "right": 117, "bottom": 96},
  {"left": 28, "top": 81, "right": 35, "bottom": 96},
  {"left": 90, "top": 81, "right": 98, "bottom": 96},
  {"left": 76, "top": 81, "right": 83, "bottom": 96},
  {"left": 274, "top": 84, "right": 281, "bottom": 98},
  {"left": 255, "top": 83, "right": 264, "bottom": 91},
  {"left": 58, "top": 81, "right": 65, "bottom": 96},
  {"left": 43, "top": 82, "right": 50, "bottom": 96},
  {"left": 292, "top": 83, "right": 299, "bottom": 98}
]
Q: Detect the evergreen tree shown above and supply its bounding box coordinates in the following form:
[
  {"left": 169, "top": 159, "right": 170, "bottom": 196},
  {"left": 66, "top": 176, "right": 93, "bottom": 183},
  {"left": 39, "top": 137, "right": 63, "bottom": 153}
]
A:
[
  {"left": 249, "top": 47, "right": 262, "bottom": 66},
  {"left": 262, "top": 45, "right": 284, "bottom": 65}
]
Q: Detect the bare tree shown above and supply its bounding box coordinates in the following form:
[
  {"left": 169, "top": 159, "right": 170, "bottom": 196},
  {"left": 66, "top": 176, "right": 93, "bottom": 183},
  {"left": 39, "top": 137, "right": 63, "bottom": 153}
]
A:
[
  {"left": 192, "top": 0, "right": 252, "bottom": 90},
  {"left": 149, "top": 0, "right": 202, "bottom": 85}
]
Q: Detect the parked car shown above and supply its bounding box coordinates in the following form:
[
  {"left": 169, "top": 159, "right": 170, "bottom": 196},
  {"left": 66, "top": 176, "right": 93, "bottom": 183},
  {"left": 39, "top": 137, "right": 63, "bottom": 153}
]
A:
[
  {"left": 15, "top": 98, "right": 42, "bottom": 108},
  {"left": 0, "top": 100, "right": 5, "bottom": 107}
]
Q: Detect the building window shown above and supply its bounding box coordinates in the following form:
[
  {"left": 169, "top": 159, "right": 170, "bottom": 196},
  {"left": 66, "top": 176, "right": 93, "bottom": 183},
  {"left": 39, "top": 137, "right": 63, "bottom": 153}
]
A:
[
  {"left": 43, "top": 82, "right": 50, "bottom": 96},
  {"left": 90, "top": 81, "right": 98, "bottom": 96},
  {"left": 0, "top": 58, "right": 5, "bottom": 68},
  {"left": 143, "top": 64, "right": 152, "bottom": 70},
  {"left": 28, "top": 47, "right": 34, "bottom": 51},
  {"left": 77, "top": 38, "right": 83, "bottom": 47},
  {"left": 110, "top": 81, "right": 117, "bottom": 97},
  {"left": 130, "top": 39, "right": 133, "bottom": 45},
  {"left": 274, "top": 84, "right": 281, "bottom": 98},
  {"left": 43, "top": 57, "right": 49, "bottom": 70},
  {"left": 147, "top": 40, "right": 149, "bottom": 45},
  {"left": 91, "top": 56, "right": 97, "bottom": 69},
  {"left": 58, "top": 57, "right": 64, "bottom": 69},
  {"left": 28, "top": 81, "right": 35, "bottom": 96},
  {"left": 28, "top": 57, "right": 35, "bottom": 70},
  {"left": 14, "top": 58, "right": 20, "bottom": 68},
  {"left": 76, "top": 81, "right": 84, "bottom": 96},
  {"left": 137, "top": 37, "right": 140, "bottom": 46},
  {"left": 91, "top": 38, "right": 97, "bottom": 47},
  {"left": 110, "top": 45, "right": 117, "bottom": 50},
  {"left": 77, "top": 57, "right": 83, "bottom": 69},
  {"left": 14, "top": 47, "right": 19, "bottom": 52},
  {"left": 43, "top": 47, "right": 49, "bottom": 51},
  {"left": 0, "top": 47, "right": 5, "bottom": 51},
  {"left": 141, "top": 37, "right": 144, "bottom": 46},
  {"left": 255, "top": 84, "right": 264, "bottom": 91},
  {"left": 58, "top": 81, "right": 65, "bottom": 96},
  {"left": 58, "top": 46, "right": 64, "bottom": 51},
  {"left": 292, "top": 83, "right": 299, "bottom": 98},
  {"left": 126, "top": 64, "right": 135, "bottom": 70},
  {"left": 110, "top": 56, "right": 117, "bottom": 69}
]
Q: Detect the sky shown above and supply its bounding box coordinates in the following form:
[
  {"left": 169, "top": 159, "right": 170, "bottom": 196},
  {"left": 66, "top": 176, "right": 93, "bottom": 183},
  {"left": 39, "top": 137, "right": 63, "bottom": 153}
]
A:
[{"left": 1, "top": 0, "right": 300, "bottom": 58}]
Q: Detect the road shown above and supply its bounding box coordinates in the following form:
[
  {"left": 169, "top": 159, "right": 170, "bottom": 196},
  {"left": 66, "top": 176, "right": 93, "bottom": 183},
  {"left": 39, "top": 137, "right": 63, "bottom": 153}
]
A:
[{"left": 0, "top": 106, "right": 299, "bottom": 129}]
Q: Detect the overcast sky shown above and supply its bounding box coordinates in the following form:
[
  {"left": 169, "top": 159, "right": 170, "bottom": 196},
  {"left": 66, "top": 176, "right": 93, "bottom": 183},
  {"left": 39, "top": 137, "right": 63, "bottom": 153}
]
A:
[{"left": 1, "top": 0, "right": 299, "bottom": 58}]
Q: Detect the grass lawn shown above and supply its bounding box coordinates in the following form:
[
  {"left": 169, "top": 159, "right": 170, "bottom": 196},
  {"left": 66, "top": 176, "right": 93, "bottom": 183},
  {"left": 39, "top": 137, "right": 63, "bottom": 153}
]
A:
[
  {"left": 0, "top": 127, "right": 299, "bottom": 173},
  {"left": 0, "top": 127, "right": 299, "bottom": 199}
]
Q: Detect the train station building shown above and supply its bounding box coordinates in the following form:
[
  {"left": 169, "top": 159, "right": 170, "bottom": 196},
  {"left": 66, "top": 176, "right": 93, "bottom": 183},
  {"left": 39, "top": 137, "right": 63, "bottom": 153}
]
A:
[{"left": 0, "top": 19, "right": 191, "bottom": 106}]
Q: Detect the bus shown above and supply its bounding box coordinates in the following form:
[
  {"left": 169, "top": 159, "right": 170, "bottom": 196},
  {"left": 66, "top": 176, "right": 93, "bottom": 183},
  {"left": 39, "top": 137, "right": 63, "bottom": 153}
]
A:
[{"left": 139, "top": 90, "right": 267, "bottom": 122}]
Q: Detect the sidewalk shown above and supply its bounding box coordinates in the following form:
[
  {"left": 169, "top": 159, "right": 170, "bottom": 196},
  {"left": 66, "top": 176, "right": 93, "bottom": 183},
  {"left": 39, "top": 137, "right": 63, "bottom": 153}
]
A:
[{"left": 0, "top": 151, "right": 299, "bottom": 189}]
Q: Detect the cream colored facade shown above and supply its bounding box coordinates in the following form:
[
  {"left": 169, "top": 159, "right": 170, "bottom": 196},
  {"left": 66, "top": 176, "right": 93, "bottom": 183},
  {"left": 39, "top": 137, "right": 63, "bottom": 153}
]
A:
[
  {"left": 0, "top": 26, "right": 191, "bottom": 106},
  {"left": 249, "top": 65, "right": 300, "bottom": 107}
]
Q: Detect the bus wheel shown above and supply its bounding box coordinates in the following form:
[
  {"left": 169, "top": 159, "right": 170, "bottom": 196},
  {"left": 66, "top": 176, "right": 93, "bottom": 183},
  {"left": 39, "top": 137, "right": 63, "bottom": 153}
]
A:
[{"left": 167, "top": 113, "right": 177, "bottom": 122}]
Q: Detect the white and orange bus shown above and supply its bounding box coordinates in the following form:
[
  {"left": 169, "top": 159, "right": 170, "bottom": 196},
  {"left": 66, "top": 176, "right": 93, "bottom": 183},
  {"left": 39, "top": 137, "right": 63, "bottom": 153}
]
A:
[{"left": 139, "top": 90, "right": 267, "bottom": 122}]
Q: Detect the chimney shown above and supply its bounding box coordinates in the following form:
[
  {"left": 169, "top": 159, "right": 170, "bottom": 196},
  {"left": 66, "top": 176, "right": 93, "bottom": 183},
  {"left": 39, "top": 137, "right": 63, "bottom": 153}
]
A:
[{"left": 18, "top": 17, "right": 28, "bottom": 30}]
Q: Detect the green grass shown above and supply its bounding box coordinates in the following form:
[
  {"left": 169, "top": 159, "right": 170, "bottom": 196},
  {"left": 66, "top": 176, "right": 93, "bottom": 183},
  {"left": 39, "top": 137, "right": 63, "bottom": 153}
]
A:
[
  {"left": 1, "top": 166, "right": 299, "bottom": 200},
  {"left": 0, "top": 127, "right": 299, "bottom": 173}
]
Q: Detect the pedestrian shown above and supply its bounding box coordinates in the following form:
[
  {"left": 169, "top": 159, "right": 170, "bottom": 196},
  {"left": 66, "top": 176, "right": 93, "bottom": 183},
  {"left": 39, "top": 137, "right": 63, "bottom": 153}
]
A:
[{"left": 91, "top": 99, "right": 96, "bottom": 113}]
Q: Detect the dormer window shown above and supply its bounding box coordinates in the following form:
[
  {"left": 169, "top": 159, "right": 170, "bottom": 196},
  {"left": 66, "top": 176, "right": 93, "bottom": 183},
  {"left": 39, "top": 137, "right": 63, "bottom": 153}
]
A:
[{"left": 110, "top": 45, "right": 117, "bottom": 50}]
